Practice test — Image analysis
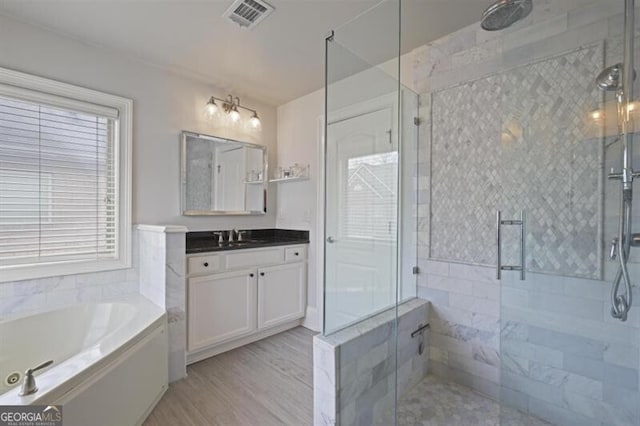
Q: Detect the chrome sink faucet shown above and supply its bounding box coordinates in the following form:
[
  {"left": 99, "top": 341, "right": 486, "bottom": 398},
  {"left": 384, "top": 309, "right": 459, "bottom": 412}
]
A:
[{"left": 19, "top": 359, "right": 53, "bottom": 396}]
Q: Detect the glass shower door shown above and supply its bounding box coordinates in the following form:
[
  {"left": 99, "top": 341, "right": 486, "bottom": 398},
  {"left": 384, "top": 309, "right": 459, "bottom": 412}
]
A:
[
  {"left": 496, "top": 2, "right": 640, "bottom": 425},
  {"left": 325, "top": 105, "right": 398, "bottom": 333}
]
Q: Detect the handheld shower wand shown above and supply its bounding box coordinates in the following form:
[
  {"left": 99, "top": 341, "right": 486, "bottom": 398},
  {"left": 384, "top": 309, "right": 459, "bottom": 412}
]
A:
[{"left": 601, "top": 0, "right": 636, "bottom": 322}]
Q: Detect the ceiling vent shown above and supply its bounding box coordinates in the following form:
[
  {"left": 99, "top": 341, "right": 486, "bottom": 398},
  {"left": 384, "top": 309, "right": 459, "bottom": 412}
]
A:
[{"left": 223, "top": 0, "right": 275, "bottom": 30}]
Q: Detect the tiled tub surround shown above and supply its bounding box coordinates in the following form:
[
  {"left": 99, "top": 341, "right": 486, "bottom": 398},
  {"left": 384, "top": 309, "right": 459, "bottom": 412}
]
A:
[
  {"left": 412, "top": 2, "right": 640, "bottom": 425},
  {"left": 0, "top": 227, "right": 140, "bottom": 319},
  {"left": 0, "top": 225, "right": 188, "bottom": 382},
  {"left": 313, "top": 299, "right": 429, "bottom": 426}
]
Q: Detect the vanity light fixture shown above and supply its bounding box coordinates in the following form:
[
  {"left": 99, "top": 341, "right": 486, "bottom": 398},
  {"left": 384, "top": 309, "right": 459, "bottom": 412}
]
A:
[
  {"left": 249, "top": 111, "right": 261, "bottom": 129},
  {"left": 229, "top": 104, "right": 241, "bottom": 123},
  {"left": 205, "top": 97, "right": 218, "bottom": 119},
  {"left": 205, "top": 94, "right": 261, "bottom": 129}
]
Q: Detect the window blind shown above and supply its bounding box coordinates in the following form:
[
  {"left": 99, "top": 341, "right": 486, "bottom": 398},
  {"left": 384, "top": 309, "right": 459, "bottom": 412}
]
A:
[
  {"left": 0, "top": 94, "right": 117, "bottom": 266},
  {"left": 342, "top": 152, "right": 398, "bottom": 242}
]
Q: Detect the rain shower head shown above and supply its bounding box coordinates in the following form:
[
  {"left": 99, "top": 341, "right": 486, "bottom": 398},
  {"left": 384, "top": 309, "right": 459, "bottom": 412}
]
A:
[
  {"left": 481, "top": 0, "right": 533, "bottom": 31},
  {"left": 597, "top": 64, "right": 623, "bottom": 91}
]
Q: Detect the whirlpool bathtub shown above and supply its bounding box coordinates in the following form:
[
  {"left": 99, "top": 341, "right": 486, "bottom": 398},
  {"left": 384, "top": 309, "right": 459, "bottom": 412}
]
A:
[{"left": 0, "top": 294, "right": 167, "bottom": 426}]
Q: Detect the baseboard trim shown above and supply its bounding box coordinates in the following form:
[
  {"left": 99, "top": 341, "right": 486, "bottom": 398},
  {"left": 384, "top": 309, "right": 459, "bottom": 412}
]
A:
[
  {"left": 303, "top": 306, "right": 321, "bottom": 332},
  {"left": 186, "top": 319, "right": 304, "bottom": 364}
]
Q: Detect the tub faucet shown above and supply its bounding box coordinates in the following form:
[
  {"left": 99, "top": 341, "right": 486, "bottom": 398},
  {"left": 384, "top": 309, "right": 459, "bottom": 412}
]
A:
[{"left": 19, "top": 359, "right": 53, "bottom": 396}]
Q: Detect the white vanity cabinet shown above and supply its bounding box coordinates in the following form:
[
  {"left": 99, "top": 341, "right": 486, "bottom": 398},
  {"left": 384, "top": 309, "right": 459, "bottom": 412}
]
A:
[
  {"left": 186, "top": 244, "right": 307, "bottom": 363},
  {"left": 257, "top": 262, "right": 306, "bottom": 329},
  {"left": 188, "top": 269, "right": 257, "bottom": 351}
]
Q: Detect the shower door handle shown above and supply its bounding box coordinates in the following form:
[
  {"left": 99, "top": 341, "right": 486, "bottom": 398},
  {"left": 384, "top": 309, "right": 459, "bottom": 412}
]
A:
[
  {"left": 496, "top": 211, "right": 502, "bottom": 279},
  {"left": 496, "top": 210, "right": 526, "bottom": 281},
  {"left": 326, "top": 236, "right": 336, "bottom": 244}
]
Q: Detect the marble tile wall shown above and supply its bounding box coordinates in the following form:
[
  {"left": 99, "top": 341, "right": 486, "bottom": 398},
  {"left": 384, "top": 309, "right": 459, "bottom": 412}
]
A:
[
  {"left": 165, "top": 232, "right": 187, "bottom": 382},
  {"left": 418, "top": 260, "right": 501, "bottom": 399},
  {"left": 313, "top": 299, "right": 429, "bottom": 426},
  {"left": 137, "top": 225, "right": 188, "bottom": 382},
  {"left": 413, "top": 2, "right": 640, "bottom": 425},
  {"left": 0, "top": 226, "right": 140, "bottom": 319}
]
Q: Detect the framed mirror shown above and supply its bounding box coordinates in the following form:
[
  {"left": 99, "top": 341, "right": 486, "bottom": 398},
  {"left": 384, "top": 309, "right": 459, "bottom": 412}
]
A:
[{"left": 181, "top": 131, "right": 267, "bottom": 215}]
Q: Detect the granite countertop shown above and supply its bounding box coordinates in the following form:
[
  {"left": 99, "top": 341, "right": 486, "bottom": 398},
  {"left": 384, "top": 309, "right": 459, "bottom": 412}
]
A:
[{"left": 186, "top": 229, "right": 309, "bottom": 254}]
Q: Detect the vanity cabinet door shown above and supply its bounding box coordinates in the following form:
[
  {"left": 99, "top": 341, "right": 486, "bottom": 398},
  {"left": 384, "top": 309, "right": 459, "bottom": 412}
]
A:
[
  {"left": 257, "top": 262, "right": 306, "bottom": 329},
  {"left": 188, "top": 269, "right": 257, "bottom": 351}
]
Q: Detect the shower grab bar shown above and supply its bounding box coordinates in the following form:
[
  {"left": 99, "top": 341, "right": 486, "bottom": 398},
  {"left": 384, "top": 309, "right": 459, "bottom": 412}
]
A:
[{"left": 496, "top": 210, "right": 526, "bottom": 281}]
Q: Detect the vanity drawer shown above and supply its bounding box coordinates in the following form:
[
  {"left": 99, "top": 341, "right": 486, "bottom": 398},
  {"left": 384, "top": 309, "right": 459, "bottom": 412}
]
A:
[
  {"left": 188, "top": 254, "right": 222, "bottom": 275},
  {"left": 285, "top": 246, "right": 307, "bottom": 263},
  {"left": 225, "top": 247, "right": 284, "bottom": 270}
]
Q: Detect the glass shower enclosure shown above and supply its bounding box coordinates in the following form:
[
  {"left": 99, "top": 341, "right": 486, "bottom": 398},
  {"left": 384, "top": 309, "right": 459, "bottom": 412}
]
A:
[{"left": 321, "top": 0, "right": 640, "bottom": 425}]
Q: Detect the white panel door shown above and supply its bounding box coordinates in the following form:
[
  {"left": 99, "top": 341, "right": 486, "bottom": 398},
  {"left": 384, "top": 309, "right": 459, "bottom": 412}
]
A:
[
  {"left": 187, "top": 269, "right": 257, "bottom": 351},
  {"left": 215, "top": 146, "right": 245, "bottom": 211},
  {"left": 257, "top": 262, "right": 306, "bottom": 329},
  {"left": 325, "top": 106, "right": 397, "bottom": 333}
]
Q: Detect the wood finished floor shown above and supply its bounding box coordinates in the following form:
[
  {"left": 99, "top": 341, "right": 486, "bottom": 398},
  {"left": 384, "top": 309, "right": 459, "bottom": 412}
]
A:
[{"left": 143, "top": 327, "right": 316, "bottom": 426}]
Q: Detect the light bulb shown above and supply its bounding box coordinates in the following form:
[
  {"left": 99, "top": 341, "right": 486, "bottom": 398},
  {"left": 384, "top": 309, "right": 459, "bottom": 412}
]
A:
[
  {"left": 591, "top": 109, "right": 603, "bottom": 120},
  {"left": 229, "top": 106, "right": 241, "bottom": 123},
  {"left": 205, "top": 97, "right": 218, "bottom": 119},
  {"left": 249, "top": 112, "right": 261, "bottom": 129}
]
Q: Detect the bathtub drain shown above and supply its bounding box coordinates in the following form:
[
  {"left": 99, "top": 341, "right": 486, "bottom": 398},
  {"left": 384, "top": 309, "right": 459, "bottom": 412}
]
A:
[{"left": 4, "top": 371, "right": 21, "bottom": 387}]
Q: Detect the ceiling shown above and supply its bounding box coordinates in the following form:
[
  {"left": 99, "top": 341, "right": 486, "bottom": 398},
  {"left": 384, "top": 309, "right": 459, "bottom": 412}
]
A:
[{"left": 0, "top": 0, "right": 590, "bottom": 106}]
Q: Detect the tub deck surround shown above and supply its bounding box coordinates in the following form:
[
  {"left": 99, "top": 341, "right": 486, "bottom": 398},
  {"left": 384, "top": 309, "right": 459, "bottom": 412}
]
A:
[
  {"left": 186, "top": 228, "right": 310, "bottom": 253},
  {"left": 0, "top": 295, "right": 166, "bottom": 417},
  {"left": 136, "top": 224, "right": 189, "bottom": 383},
  {"left": 313, "top": 299, "right": 429, "bottom": 426}
]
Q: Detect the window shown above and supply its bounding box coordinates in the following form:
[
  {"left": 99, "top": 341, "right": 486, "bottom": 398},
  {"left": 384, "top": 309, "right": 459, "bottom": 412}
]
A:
[
  {"left": 342, "top": 151, "right": 398, "bottom": 242},
  {"left": 0, "top": 68, "right": 132, "bottom": 282}
]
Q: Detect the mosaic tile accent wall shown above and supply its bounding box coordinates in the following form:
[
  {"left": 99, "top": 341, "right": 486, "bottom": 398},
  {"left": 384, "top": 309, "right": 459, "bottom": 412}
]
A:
[{"left": 430, "top": 44, "right": 604, "bottom": 279}]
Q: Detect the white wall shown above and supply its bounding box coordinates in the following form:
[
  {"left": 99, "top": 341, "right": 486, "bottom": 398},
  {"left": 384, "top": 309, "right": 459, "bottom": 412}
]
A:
[
  {"left": 0, "top": 15, "right": 278, "bottom": 232},
  {"left": 276, "top": 53, "right": 415, "bottom": 331}
]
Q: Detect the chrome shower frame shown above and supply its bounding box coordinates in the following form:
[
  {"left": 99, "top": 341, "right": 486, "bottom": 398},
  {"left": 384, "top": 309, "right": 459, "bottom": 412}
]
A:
[{"left": 607, "top": 0, "right": 636, "bottom": 321}]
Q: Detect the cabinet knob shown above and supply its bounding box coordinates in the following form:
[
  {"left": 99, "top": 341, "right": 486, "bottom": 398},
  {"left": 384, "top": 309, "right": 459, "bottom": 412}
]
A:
[
  {"left": 250, "top": 273, "right": 254, "bottom": 277},
  {"left": 294, "top": 252, "right": 299, "bottom": 256},
  {"left": 203, "top": 262, "right": 209, "bottom": 267},
  {"left": 260, "top": 272, "right": 265, "bottom": 276}
]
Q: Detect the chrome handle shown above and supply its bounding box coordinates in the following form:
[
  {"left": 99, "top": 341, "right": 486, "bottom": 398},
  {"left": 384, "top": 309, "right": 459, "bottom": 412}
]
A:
[
  {"left": 610, "top": 238, "right": 618, "bottom": 260},
  {"left": 28, "top": 360, "right": 53, "bottom": 374},
  {"left": 326, "top": 236, "right": 336, "bottom": 243},
  {"left": 19, "top": 360, "right": 54, "bottom": 396},
  {"left": 520, "top": 211, "right": 526, "bottom": 281},
  {"left": 496, "top": 210, "right": 526, "bottom": 281},
  {"left": 496, "top": 211, "right": 502, "bottom": 280},
  {"left": 410, "top": 323, "right": 430, "bottom": 338}
]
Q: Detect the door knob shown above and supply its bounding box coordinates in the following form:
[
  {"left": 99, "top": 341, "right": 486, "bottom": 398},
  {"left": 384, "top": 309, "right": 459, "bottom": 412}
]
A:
[{"left": 326, "top": 236, "right": 336, "bottom": 243}]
